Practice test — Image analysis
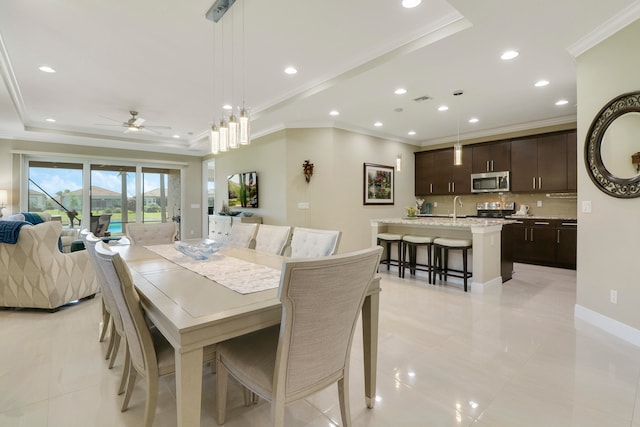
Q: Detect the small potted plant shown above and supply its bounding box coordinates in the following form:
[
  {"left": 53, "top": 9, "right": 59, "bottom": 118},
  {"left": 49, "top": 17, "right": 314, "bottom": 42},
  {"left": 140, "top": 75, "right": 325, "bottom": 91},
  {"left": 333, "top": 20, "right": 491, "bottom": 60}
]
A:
[{"left": 405, "top": 206, "right": 419, "bottom": 218}]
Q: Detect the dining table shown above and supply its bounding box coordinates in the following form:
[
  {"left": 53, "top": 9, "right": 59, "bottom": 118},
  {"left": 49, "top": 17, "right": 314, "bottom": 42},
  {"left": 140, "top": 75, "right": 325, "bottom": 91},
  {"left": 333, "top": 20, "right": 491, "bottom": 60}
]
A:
[{"left": 112, "top": 242, "right": 382, "bottom": 427}]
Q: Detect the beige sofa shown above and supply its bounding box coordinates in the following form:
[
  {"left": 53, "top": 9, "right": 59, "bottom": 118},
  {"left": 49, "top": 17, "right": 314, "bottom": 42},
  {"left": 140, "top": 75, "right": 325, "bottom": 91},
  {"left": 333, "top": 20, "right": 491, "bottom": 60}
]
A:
[
  {"left": 5, "top": 212, "right": 79, "bottom": 252},
  {"left": 0, "top": 221, "right": 99, "bottom": 311}
]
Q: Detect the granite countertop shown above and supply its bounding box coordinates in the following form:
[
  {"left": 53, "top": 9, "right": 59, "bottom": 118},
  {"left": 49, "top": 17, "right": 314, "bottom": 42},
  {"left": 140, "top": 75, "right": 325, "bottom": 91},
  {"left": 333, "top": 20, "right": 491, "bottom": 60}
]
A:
[
  {"left": 372, "top": 217, "right": 516, "bottom": 228},
  {"left": 506, "top": 215, "right": 578, "bottom": 221}
]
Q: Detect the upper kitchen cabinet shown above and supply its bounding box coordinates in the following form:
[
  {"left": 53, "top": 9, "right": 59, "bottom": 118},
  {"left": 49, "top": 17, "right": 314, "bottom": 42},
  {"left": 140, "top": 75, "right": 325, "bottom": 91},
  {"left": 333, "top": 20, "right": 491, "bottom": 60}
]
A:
[
  {"left": 511, "top": 133, "right": 568, "bottom": 192},
  {"left": 415, "top": 147, "right": 472, "bottom": 195},
  {"left": 566, "top": 130, "right": 577, "bottom": 191},
  {"left": 472, "top": 140, "right": 511, "bottom": 173},
  {"left": 432, "top": 147, "right": 473, "bottom": 194},
  {"left": 415, "top": 151, "right": 435, "bottom": 195}
]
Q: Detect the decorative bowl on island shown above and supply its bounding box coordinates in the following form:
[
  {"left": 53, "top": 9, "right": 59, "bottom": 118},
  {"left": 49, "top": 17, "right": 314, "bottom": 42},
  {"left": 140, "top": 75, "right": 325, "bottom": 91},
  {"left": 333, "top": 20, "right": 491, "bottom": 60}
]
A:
[{"left": 174, "top": 240, "right": 224, "bottom": 260}]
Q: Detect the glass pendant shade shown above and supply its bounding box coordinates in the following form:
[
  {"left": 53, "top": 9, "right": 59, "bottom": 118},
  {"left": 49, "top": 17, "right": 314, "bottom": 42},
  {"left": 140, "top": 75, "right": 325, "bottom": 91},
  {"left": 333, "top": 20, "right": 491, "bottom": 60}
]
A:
[
  {"left": 219, "top": 120, "right": 229, "bottom": 152},
  {"left": 454, "top": 143, "right": 463, "bottom": 165},
  {"left": 228, "top": 114, "right": 239, "bottom": 149},
  {"left": 210, "top": 124, "right": 220, "bottom": 154},
  {"left": 239, "top": 108, "right": 250, "bottom": 145}
]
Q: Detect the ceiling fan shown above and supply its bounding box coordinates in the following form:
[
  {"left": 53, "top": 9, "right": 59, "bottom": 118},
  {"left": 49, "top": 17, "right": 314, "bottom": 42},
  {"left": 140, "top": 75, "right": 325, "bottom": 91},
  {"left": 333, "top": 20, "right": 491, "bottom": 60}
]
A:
[{"left": 96, "top": 110, "right": 171, "bottom": 134}]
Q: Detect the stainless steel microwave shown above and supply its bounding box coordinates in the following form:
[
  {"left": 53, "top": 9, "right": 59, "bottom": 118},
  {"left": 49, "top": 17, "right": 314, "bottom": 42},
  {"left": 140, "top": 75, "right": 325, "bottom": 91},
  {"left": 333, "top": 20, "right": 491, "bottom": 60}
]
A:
[{"left": 471, "top": 171, "right": 510, "bottom": 193}]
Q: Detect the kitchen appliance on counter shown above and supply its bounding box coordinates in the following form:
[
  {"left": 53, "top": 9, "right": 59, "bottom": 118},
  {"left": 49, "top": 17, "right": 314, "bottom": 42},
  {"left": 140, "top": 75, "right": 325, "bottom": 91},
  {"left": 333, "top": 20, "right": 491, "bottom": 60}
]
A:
[
  {"left": 471, "top": 171, "right": 510, "bottom": 193},
  {"left": 475, "top": 201, "right": 515, "bottom": 218}
]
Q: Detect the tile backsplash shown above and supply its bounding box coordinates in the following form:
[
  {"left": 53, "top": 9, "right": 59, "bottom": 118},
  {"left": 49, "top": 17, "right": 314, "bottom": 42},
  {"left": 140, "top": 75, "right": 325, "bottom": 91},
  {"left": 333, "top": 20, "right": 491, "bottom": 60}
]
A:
[{"left": 416, "top": 192, "right": 577, "bottom": 218}]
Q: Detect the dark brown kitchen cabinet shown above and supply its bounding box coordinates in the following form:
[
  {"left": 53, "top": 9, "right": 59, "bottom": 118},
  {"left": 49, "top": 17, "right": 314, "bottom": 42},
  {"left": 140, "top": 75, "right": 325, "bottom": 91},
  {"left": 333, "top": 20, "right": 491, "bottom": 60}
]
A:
[
  {"left": 472, "top": 140, "right": 511, "bottom": 173},
  {"left": 512, "top": 219, "right": 576, "bottom": 269},
  {"left": 566, "top": 131, "right": 577, "bottom": 191},
  {"left": 512, "top": 219, "right": 557, "bottom": 265},
  {"left": 415, "top": 151, "right": 435, "bottom": 195},
  {"left": 556, "top": 221, "right": 577, "bottom": 268},
  {"left": 510, "top": 133, "right": 568, "bottom": 192},
  {"left": 431, "top": 147, "right": 472, "bottom": 194}
]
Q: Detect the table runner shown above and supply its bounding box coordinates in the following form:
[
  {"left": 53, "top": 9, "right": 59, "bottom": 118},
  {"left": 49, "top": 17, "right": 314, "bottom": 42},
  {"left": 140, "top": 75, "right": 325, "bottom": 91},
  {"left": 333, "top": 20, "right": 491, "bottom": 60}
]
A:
[{"left": 144, "top": 244, "right": 281, "bottom": 294}]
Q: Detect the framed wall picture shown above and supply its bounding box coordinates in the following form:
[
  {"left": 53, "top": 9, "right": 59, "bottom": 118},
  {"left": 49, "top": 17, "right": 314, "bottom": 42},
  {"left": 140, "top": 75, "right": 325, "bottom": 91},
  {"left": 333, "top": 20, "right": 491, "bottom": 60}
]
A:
[{"left": 363, "top": 163, "right": 394, "bottom": 205}]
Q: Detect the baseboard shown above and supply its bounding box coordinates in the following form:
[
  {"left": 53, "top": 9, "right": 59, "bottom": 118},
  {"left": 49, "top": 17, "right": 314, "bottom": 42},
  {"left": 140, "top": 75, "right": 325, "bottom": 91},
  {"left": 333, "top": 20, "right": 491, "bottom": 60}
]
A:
[{"left": 574, "top": 304, "right": 640, "bottom": 347}]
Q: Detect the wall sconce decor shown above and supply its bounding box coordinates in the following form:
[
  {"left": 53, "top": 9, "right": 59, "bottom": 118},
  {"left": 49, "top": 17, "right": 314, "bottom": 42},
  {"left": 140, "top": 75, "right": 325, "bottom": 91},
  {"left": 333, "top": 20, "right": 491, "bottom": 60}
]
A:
[
  {"left": 303, "top": 160, "right": 314, "bottom": 183},
  {"left": 632, "top": 152, "right": 640, "bottom": 173},
  {"left": 396, "top": 153, "right": 402, "bottom": 172}
]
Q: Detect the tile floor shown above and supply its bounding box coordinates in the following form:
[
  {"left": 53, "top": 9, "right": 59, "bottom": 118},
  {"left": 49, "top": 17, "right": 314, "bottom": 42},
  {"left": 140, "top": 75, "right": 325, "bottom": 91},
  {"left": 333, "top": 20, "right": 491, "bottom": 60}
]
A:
[{"left": 2, "top": 263, "right": 640, "bottom": 427}]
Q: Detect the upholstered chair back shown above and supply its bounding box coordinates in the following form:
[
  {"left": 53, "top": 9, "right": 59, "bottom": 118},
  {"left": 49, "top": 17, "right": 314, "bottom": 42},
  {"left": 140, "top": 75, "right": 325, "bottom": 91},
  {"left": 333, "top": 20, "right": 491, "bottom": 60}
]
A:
[
  {"left": 93, "top": 241, "right": 158, "bottom": 380},
  {"left": 227, "top": 222, "right": 258, "bottom": 248},
  {"left": 254, "top": 224, "right": 291, "bottom": 255},
  {"left": 288, "top": 227, "right": 341, "bottom": 258},
  {"left": 0, "top": 221, "right": 98, "bottom": 310},
  {"left": 125, "top": 222, "right": 177, "bottom": 245}
]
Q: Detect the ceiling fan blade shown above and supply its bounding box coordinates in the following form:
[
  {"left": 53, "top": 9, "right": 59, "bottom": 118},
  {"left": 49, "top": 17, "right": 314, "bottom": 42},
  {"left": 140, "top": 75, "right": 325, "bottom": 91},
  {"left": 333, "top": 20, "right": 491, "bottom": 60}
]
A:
[
  {"left": 97, "top": 115, "right": 124, "bottom": 123},
  {"left": 94, "top": 123, "right": 125, "bottom": 127},
  {"left": 133, "top": 117, "right": 145, "bottom": 127},
  {"left": 141, "top": 127, "right": 161, "bottom": 135},
  {"left": 145, "top": 125, "right": 172, "bottom": 129}
]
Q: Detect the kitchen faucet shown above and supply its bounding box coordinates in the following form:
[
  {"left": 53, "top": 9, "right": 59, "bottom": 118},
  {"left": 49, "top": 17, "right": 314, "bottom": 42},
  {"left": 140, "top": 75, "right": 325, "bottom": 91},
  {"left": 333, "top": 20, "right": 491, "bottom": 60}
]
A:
[{"left": 453, "top": 196, "right": 463, "bottom": 219}]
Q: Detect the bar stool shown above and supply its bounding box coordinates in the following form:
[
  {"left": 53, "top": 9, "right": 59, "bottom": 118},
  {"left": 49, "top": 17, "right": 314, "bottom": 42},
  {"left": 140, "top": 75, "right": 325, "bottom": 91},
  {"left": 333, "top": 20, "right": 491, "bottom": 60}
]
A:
[
  {"left": 376, "top": 233, "right": 403, "bottom": 277},
  {"left": 401, "top": 235, "right": 436, "bottom": 283},
  {"left": 433, "top": 238, "right": 472, "bottom": 292}
]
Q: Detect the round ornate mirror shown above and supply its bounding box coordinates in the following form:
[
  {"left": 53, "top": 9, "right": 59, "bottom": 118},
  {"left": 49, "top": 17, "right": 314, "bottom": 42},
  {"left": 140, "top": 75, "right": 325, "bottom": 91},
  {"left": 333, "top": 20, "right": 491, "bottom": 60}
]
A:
[{"left": 585, "top": 91, "right": 640, "bottom": 198}]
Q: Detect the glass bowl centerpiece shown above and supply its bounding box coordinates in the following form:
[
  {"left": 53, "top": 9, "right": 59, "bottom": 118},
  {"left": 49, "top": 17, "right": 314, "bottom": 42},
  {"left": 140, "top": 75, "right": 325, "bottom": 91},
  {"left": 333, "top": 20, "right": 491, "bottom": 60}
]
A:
[{"left": 174, "top": 239, "right": 224, "bottom": 260}]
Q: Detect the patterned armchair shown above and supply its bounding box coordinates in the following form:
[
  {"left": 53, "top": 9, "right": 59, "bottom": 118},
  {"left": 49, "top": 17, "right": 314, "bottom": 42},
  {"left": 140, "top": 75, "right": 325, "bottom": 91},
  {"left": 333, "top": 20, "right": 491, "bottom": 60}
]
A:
[{"left": 0, "top": 221, "right": 99, "bottom": 311}]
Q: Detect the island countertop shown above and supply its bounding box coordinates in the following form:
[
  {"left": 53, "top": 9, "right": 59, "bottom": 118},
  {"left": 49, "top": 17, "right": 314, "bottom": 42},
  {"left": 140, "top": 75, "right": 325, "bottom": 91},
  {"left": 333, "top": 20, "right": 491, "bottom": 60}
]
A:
[{"left": 371, "top": 217, "right": 517, "bottom": 229}]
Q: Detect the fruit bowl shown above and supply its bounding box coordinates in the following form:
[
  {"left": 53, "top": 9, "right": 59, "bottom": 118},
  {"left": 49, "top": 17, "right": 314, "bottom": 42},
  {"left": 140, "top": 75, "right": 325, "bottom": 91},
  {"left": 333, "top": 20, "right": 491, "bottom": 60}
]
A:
[{"left": 174, "top": 240, "right": 224, "bottom": 260}]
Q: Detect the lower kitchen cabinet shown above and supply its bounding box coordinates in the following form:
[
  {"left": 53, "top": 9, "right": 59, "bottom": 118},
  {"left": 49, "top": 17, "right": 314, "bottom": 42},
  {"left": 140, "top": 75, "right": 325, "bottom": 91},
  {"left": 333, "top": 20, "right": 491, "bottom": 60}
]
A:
[{"left": 511, "top": 219, "right": 576, "bottom": 269}]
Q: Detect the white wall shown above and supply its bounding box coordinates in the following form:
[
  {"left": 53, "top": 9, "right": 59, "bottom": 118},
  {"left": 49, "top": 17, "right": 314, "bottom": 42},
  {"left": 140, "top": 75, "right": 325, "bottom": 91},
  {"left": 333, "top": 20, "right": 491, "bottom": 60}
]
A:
[
  {"left": 213, "top": 127, "right": 418, "bottom": 252},
  {"left": 576, "top": 19, "right": 640, "bottom": 334}
]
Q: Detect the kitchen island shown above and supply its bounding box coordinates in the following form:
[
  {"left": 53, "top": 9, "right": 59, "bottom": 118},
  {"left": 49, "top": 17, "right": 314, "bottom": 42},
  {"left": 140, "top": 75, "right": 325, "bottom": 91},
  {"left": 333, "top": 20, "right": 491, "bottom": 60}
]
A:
[{"left": 371, "top": 217, "right": 515, "bottom": 292}]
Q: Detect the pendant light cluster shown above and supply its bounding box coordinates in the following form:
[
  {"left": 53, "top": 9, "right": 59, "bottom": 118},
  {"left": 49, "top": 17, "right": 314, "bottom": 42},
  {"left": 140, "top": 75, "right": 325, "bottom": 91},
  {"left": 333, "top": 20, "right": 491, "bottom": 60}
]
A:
[{"left": 208, "top": 0, "right": 251, "bottom": 155}]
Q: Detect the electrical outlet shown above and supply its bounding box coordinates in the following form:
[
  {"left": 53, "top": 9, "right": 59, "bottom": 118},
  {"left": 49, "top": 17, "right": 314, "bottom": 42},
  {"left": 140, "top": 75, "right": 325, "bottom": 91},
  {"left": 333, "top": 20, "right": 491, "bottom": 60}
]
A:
[
  {"left": 537, "top": 200, "right": 542, "bottom": 207},
  {"left": 610, "top": 290, "right": 618, "bottom": 304},
  {"left": 582, "top": 201, "right": 592, "bottom": 213},
  {"left": 434, "top": 202, "right": 438, "bottom": 208},
  {"left": 297, "top": 202, "right": 310, "bottom": 209}
]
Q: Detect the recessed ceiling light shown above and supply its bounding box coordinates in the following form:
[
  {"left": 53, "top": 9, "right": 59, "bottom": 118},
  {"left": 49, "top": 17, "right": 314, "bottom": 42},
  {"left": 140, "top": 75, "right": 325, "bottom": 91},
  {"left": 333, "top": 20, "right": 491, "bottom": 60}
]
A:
[
  {"left": 402, "top": 0, "right": 422, "bottom": 8},
  {"left": 501, "top": 50, "right": 519, "bottom": 60},
  {"left": 555, "top": 99, "right": 569, "bottom": 106},
  {"left": 534, "top": 80, "right": 550, "bottom": 87},
  {"left": 469, "top": 117, "right": 479, "bottom": 123},
  {"left": 38, "top": 65, "right": 56, "bottom": 73},
  {"left": 394, "top": 88, "right": 407, "bottom": 95},
  {"left": 408, "top": 131, "right": 416, "bottom": 136},
  {"left": 329, "top": 110, "right": 340, "bottom": 116},
  {"left": 284, "top": 66, "right": 297, "bottom": 75},
  {"left": 173, "top": 134, "right": 180, "bottom": 139},
  {"left": 222, "top": 104, "right": 232, "bottom": 110},
  {"left": 438, "top": 105, "right": 449, "bottom": 111},
  {"left": 374, "top": 121, "right": 383, "bottom": 127},
  {"left": 45, "top": 118, "right": 56, "bottom": 122}
]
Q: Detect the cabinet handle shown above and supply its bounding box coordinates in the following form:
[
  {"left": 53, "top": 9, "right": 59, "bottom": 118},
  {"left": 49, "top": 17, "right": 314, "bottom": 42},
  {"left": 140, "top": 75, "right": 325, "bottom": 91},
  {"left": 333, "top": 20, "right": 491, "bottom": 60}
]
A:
[
  {"left": 532, "top": 177, "right": 536, "bottom": 189},
  {"left": 491, "top": 160, "right": 495, "bottom": 171},
  {"left": 561, "top": 222, "right": 577, "bottom": 226},
  {"left": 534, "top": 221, "right": 550, "bottom": 225},
  {"left": 538, "top": 177, "right": 542, "bottom": 189},
  {"left": 557, "top": 230, "right": 560, "bottom": 244},
  {"left": 530, "top": 229, "right": 534, "bottom": 241},
  {"left": 448, "top": 182, "right": 451, "bottom": 192},
  {"left": 430, "top": 183, "right": 433, "bottom": 193},
  {"left": 524, "top": 227, "right": 528, "bottom": 241},
  {"left": 452, "top": 182, "right": 455, "bottom": 192},
  {"left": 486, "top": 160, "right": 490, "bottom": 171}
]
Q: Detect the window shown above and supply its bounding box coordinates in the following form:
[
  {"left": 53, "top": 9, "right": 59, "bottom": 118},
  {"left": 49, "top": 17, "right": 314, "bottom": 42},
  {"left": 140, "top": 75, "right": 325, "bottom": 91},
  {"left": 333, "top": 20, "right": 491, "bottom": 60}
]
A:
[{"left": 25, "top": 158, "right": 182, "bottom": 236}]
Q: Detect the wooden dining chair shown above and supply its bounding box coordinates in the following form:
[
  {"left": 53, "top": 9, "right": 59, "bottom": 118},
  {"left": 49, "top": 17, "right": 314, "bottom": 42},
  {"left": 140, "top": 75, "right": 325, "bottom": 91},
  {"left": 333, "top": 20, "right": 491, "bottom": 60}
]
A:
[
  {"left": 254, "top": 224, "right": 291, "bottom": 255},
  {"left": 93, "top": 241, "right": 216, "bottom": 427},
  {"left": 84, "top": 232, "right": 130, "bottom": 397},
  {"left": 215, "top": 246, "right": 383, "bottom": 427},
  {"left": 286, "top": 227, "right": 342, "bottom": 258}
]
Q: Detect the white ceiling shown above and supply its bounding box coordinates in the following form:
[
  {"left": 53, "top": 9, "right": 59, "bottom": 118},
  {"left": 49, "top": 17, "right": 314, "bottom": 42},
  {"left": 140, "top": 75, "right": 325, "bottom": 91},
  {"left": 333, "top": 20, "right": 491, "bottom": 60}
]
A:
[{"left": 1, "top": 0, "right": 639, "bottom": 156}]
